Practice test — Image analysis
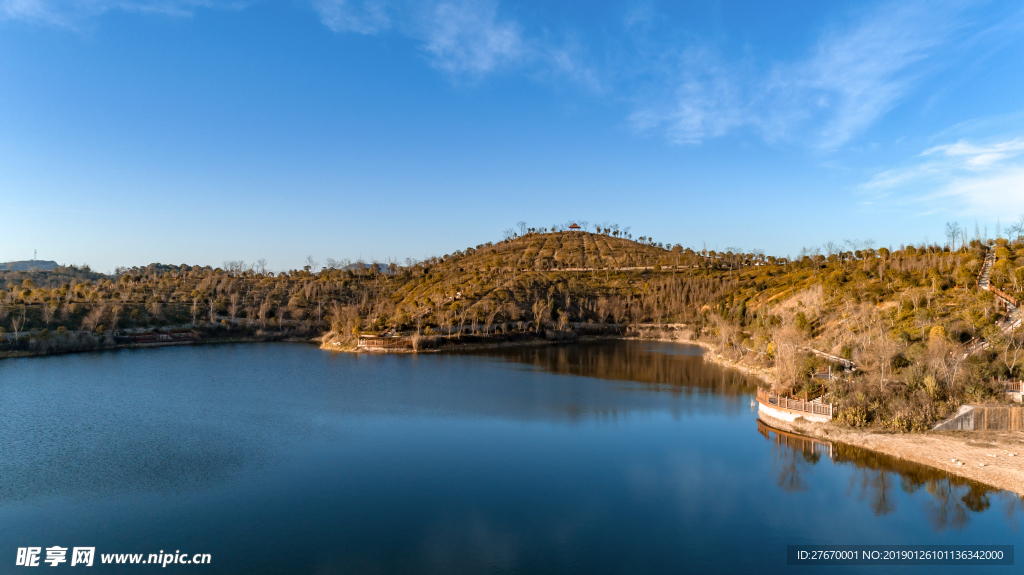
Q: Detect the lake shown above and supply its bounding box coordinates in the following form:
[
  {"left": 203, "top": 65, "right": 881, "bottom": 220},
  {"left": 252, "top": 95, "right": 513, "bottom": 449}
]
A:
[{"left": 1, "top": 340, "right": 1020, "bottom": 573}]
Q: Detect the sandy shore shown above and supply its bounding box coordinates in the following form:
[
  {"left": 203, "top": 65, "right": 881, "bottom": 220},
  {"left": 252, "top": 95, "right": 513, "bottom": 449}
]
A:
[
  {"left": 761, "top": 414, "right": 1024, "bottom": 496},
  {"left": 630, "top": 327, "right": 1024, "bottom": 497}
]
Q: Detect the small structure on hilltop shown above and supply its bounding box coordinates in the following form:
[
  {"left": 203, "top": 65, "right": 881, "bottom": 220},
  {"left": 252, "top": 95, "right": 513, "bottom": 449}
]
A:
[{"left": 568, "top": 223, "right": 581, "bottom": 231}]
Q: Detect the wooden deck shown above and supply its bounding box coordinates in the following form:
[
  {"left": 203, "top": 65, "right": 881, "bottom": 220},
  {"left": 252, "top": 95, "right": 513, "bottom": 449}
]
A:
[
  {"left": 756, "top": 388, "right": 833, "bottom": 420},
  {"left": 357, "top": 335, "right": 413, "bottom": 350}
]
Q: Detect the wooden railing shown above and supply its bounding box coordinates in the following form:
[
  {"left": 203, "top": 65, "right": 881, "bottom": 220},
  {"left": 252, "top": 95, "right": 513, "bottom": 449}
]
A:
[
  {"left": 757, "top": 388, "right": 833, "bottom": 419},
  {"left": 1006, "top": 381, "right": 1023, "bottom": 393},
  {"left": 989, "top": 286, "right": 1020, "bottom": 308},
  {"left": 358, "top": 336, "right": 413, "bottom": 349}
]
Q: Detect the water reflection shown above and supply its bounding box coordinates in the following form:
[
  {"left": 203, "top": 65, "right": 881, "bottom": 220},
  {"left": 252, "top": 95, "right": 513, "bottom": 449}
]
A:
[
  {"left": 4, "top": 342, "right": 1024, "bottom": 573},
  {"left": 469, "top": 340, "right": 759, "bottom": 396},
  {"left": 757, "top": 419, "right": 1024, "bottom": 531}
]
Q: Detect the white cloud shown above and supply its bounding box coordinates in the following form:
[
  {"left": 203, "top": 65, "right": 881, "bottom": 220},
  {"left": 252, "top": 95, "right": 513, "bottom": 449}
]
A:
[
  {"left": 628, "top": 48, "right": 745, "bottom": 144},
  {"left": 863, "top": 136, "right": 1024, "bottom": 215},
  {"left": 922, "top": 138, "right": 1024, "bottom": 168},
  {"left": 938, "top": 167, "right": 1024, "bottom": 214},
  {"left": 312, "top": 0, "right": 390, "bottom": 35},
  {"left": 5, "top": 0, "right": 1015, "bottom": 151},
  {"left": 770, "top": 3, "right": 953, "bottom": 148},
  {"left": 630, "top": 1, "right": 965, "bottom": 147},
  {"left": 419, "top": 1, "right": 522, "bottom": 75},
  {"left": 0, "top": 0, "right": 245, "bottom": 27},
  {"left": 310, "top": 0, "right": 525, "bottom": 76}
]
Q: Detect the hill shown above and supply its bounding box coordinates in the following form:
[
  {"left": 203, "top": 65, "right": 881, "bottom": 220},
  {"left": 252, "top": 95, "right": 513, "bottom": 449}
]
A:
[
  {"left": 1, "top": 228, "right": 1023, "bottom": 432},
  {"left": 1, "top": 260, "right": 59, "bottom": 271}
]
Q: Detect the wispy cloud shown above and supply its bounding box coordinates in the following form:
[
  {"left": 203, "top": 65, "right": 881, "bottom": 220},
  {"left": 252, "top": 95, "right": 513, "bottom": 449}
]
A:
[
  {"left": 0, "top": 0, "right": 245, "bottom": 28},
  {"left": 311, "top": 0, "right": 526, "bottom": 76},
  {"left": 922, "top": 138, "right": 1024, "bottom": 168},
  {"left": 628, "top": 48, "right": 746, "bottom": 144},
  {"left": 419, "top": 1, "right": 522, "bottom": 75},
  {"left": 5, "top": 0, "right": 1016, "bottom": 151},
  {"left": 312, "top": 0, "right": 390, "bottom": 35},
  {"left": 767, "top": 3, "right": 956, "bottom": 148},
  {"left": 630, "top": 1, "right": 965, "bottom": 148},
  {"left": 863, "top": 136, "right": 1024, "bottom": 214}
]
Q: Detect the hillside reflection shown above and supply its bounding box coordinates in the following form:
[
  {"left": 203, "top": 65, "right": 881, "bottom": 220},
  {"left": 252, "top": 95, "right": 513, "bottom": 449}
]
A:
[
  {"left": 471, "top": 340, "right": 760, "bottom": 396},
  {"left": 757, "top": 420, "right": 1024, "bottom": 531}
]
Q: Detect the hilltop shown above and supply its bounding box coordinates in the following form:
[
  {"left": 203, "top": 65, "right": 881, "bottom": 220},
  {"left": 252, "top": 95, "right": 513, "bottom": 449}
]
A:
[{"left": 1, "top": 260, "right": 60, "bottom": 272}]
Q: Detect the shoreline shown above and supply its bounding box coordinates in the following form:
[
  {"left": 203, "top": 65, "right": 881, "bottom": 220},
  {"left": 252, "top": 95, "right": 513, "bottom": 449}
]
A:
[
  {"left": 628, "top": 327, "right": 1024, "bottom": 496},
  {"left": 0, "top": 334, "right": 317, "bottom": 360},
  {"left": 757, "top": 412, "right": 1024, "bottom": 497}
]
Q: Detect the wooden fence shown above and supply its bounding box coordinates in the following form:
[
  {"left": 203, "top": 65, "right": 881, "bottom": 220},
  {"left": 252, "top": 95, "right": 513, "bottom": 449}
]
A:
[
  {"left": 757, "top": 387, "right": 833, "bottom": 419},
  {"left": 357, "top": 336, "right": 413, "bottom": 350},
  {"left": 934, "top": 405, "right": 1024, "bottom": 431},
  {"left": 990, "top": 286, "right": 1020, "bottom": 308}
]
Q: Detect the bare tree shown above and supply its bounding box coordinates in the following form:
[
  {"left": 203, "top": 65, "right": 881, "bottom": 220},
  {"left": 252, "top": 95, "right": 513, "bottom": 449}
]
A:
[
  {"left": 772, "top": 325, "right": 802, "bottom": 391},
  {"left": 108, "top": 306, "right": 122, "bottom": 333},
  {"left": 148, "top": 300, "right": 162, "bottom": 321},
  {"left": 10, "top": 307, "right": 26, "bottom": 339},
  {"left": 229, "top": 293, "right": 241, "bottom": 322},
  {"left": 711, "top": 314, "right": 738, "bottom": 353},
  {"left": 1007, "top": 214, "right": 1024, "bottom": 242},
  {"left": 531, "top": 300, "right": 549, "bottom": 333},
  {"left": 81, "top": 305, "right": 104, "bottom": 333},
  {"left": 517, "top": 221, "right": 527, "bottom": 236},
  {"left": 258, "top": 298, "right": 272, "bottom": 328},
  {"left": 945, "top": 221, "right": 961, "bottom": 251},
  {"left": 1000, "top": 330, "right": 1024, "bottom": 380},
  {"left": 485, "top": 303, "right": 500, "bottom": 334},
  {"left": 42, "top": 303, "right": 55, "bottom": 327}
]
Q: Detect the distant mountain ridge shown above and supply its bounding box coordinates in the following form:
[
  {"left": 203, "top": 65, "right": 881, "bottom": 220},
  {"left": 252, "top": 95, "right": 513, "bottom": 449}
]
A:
[{"left": 1, "top": 260, "right": 59, "bottom": 271}]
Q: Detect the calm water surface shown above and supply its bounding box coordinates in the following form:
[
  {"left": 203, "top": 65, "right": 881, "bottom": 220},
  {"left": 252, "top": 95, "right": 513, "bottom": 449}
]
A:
[{"left": 0, "top": 341, "right": 1020, "bottom": 573}]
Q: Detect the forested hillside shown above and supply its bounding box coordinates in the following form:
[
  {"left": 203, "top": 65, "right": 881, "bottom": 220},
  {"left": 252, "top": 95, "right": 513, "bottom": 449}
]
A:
[{"left": 3, "top": 227, "right": 1023, "bottom": 431}]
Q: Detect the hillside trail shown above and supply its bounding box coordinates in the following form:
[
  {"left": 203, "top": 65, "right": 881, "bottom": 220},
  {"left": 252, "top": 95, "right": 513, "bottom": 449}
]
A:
[
  {"left": 964, "top": 246, "right": 1022, "bottom": 357},
  {"left": 978, "top": 247, "right": 1022, "bottom": 334}
]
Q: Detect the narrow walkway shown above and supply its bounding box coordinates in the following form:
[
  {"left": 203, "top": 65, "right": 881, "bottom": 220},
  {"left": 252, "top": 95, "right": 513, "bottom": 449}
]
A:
[
  {"left": 965, "top": 247, "right": 1021, "bottom": 358},
  {"left": 978, "top": 249, "right": 995, "bottom": 289},
  {"left": 977, "top": 247, "right": 1021, "bottom": 334},
  {"left": 798, "top": 345, "right": 856, "bottom": 370}
]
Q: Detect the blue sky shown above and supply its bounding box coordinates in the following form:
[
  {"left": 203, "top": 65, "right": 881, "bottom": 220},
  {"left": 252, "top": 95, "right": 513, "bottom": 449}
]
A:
[{"left": 2, "top": 0, "right": 1024, "bottom": 271}]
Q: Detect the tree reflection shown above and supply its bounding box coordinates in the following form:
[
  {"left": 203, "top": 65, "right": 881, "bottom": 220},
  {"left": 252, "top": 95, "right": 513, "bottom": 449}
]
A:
[
  {"left": 848, "top": 467, "right": 897, "bottom": 516},
  {"left": 757, "top": 419, "right": 827, "bottom": 492},
  {"left": 757, "top": 420, "right": 1022, "bottom": 531},
  {"left": 471, "top": 340, "right": 760, "bottom": 395}
]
